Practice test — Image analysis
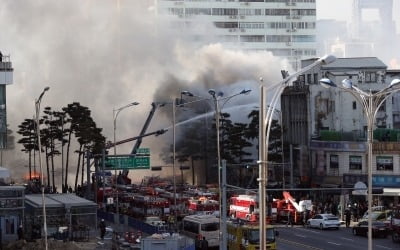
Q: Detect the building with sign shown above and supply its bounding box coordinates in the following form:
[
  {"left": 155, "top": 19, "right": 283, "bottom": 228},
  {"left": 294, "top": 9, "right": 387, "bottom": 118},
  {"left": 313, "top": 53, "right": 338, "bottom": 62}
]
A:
[{"left": 281, "top": 56, "right": 400, "bottom": 205}]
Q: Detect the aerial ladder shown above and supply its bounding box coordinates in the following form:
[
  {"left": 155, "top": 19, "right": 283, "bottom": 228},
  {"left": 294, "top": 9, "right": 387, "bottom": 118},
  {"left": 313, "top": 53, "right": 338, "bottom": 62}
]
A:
[{"left": 122, "top": 102, "right": 166, "bottom": 179}]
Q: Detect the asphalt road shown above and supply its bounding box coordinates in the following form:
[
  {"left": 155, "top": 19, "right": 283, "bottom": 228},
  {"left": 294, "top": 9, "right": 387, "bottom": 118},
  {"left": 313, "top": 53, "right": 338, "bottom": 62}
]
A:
[{"left": 275, "top": 225, "right": 399, "bottom": 250}]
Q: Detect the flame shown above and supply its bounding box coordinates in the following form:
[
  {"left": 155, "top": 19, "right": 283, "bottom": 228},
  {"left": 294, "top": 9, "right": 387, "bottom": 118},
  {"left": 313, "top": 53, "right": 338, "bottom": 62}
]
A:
[{"left": 24, "top": 172, "right": 43, "bottom": 180}]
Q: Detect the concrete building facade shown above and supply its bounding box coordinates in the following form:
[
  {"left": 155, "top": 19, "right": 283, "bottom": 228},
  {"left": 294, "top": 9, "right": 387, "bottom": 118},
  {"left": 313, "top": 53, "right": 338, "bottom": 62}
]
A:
[
  {"left": 0, "top": 52, "right": 13, "bottom": 150},
  {"left": 281, "top": 56, "right": 400, "bottom": 203},
  {"left": 156, "top": 0, "right": 317, "bottom": 69}
]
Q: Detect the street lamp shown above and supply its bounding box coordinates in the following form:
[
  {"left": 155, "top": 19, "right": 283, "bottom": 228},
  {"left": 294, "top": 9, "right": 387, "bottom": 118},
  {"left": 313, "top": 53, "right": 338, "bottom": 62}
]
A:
[
  {"left": 35, "top": 86, "right": 50, "bottom": 250},
  {"left": 170, "top": 91, "right": 212, "bottom": 217},
  {"left": 208, "top": 88, "right": 251, "bottom": 250},
  {"left": 258, "top": 54, "right": 336, "bottom": 249},
  {"left": 319, "top": 77, "right": 400, "bottom": 250},
  {"left": 113, "top": 101, "right": 139, "bottom": 232}
]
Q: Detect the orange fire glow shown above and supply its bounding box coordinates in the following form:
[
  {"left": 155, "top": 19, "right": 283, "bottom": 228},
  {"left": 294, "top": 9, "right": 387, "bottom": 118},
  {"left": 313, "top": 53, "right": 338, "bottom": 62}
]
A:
[{"left": 24, "top": 172, "right": 44, "bottom": 180}]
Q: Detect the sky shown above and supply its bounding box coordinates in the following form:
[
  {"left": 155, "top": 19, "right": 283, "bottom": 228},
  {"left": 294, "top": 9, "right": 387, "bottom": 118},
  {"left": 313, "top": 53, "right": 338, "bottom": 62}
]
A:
[
  {"left": 0, "top": 0, "right": 398, "bottom": 184},
  {"left": 317, "top": 0, "right": 400, "bottom": 28},
  {"left": 317, "top": 0, "right": 352, "bottom": 21}
]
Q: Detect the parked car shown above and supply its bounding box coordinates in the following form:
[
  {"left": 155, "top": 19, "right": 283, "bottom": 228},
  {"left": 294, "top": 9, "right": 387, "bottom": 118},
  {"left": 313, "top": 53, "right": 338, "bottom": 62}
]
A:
[
  {"left": 362, "top": 210, "right": 392, "bottom": 222},
  {"left": 352, "top": 221, "right": 389, "bottom": 238},
  {"left": 307, "top": 214, "right": 341, "bottom": 230}
]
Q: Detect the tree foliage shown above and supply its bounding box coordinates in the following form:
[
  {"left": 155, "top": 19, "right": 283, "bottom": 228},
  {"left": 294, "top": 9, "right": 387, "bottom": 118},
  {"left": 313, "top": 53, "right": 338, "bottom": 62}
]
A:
[{"left": 17, "top": 102, "right": 105, "bottom": 193}]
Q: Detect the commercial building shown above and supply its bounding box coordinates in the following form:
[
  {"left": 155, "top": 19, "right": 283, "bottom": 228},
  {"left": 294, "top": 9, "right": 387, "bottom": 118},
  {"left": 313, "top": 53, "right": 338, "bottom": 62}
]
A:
[
  {"left": 281, "top": 56, "right": 400, "bottom": 205},
  {"left": 156, "top": 0, "right": 317, "bottom": 68}
]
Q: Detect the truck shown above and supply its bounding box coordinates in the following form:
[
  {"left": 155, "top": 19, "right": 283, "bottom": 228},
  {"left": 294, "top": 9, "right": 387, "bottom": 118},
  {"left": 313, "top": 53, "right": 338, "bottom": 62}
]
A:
[
  {"left": 229, "top": 192, "right": 312, "bottom": 224},
  {"left": 229, "top": 195, "right": 259, "bottom": 222},
  {"left": 275, "top": 191, "right": 312, "bottom": 224},
  {"left": 391, "top": 205, "right": 400, "bottom": 243},
  {"left": 227, "top": 220, "right": 278, "bottom": 250}
]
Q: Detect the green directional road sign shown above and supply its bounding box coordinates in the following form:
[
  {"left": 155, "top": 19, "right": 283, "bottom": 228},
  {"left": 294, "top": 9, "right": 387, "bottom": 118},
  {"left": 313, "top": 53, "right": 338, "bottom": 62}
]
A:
[
  {"left": 136, "top": 148, "right": 150, "bottom": 155},
  {"left": 104, "top": 156, "right": 150, "bottom": 170}
]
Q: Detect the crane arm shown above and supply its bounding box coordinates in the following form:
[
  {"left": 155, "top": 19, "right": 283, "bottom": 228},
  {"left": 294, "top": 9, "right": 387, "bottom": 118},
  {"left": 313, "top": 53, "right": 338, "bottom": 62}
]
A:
[{"left": 131, "top": 102, "right": 163, "bottom": 154}]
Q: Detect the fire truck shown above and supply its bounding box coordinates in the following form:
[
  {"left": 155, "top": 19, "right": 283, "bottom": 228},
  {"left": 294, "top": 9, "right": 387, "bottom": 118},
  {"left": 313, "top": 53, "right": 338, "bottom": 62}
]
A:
[
  {"left": 229, "top": 192, "right": 312, "bottom": 224},
  {"left": 274, "top": 191, "right": 312, "bottom": 224},
  {"left": 227, "top": 220, "right": 278, "bottom": 250},
  {"left": 187, "top": 196, "right": 219, "bottom": 215},
  {"left": 391, "top": 205, "right": 400, "bottom": 243},
  {"left": 229, "top": 195, "right": 259, "bottom": 222},
  {"left": 129, "top": 194, "right": 170, "bottom": 219}
]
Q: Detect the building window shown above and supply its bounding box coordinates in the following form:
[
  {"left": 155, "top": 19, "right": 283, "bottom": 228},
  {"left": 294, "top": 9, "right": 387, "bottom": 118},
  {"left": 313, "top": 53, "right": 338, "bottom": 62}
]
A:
[
  {"left": 353, "top": 101, "right": 356, "bottom": 110},
  {"left": 330, "top": 155, "right": 339, "bottom": 169},
  {"left": 240, "top": 35, "right": 265, "bottom": 42},
  {"left": 292, "top": 35, "right": 316, "bottom": 43},
  {"left": 376, "top": 156, "right": 393, "bottom": 171},
  {"left": 307, "top": 74, "right": 312, "bottom": 84},
  {"left": 365, "top": 72, "right": 377, "bottom": 83},
  {"left": 313, "top": 73, "right": 318, "bottom": 84},
  {"left": 349, "top": 155, "right": 362, "bottom": 170}
]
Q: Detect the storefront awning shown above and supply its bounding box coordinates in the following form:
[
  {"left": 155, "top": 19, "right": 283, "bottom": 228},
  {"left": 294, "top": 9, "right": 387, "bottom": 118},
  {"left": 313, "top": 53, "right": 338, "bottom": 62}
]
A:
[{"left": 379, "top": 188, "right": 400, "bottom": 196}]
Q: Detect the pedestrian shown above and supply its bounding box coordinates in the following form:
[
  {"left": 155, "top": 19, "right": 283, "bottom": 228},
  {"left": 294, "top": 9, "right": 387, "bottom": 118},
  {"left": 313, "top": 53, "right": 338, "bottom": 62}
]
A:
[
  {"left": 302, "top": 210, "right": 308, "bottom": 227},
  {"left": 99, "top": 219, "right": 106, "bottom": 240},
  {"left": 195, "top": 234, "right": 202, "bottom": 250},
  {"left": 17, "top": 224, "right": 24, "bottom": 240},
  {"left": 201, "top": 236, "right": 209, "bottom": 250},
  {"left": 353, "top": 206, "right": 359, "bottom": 222},
  {"left": 345, "top": 209, "right": 351, "bottom": 228},
  {"left": 287, "top": 212, "right": 293, "bottom": 227}
]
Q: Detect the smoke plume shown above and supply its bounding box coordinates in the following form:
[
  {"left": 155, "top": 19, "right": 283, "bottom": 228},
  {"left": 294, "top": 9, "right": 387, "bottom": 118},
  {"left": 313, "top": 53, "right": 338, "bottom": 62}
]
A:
[{"left": 0, "top": 0, "right": 288, "bottom": 184}]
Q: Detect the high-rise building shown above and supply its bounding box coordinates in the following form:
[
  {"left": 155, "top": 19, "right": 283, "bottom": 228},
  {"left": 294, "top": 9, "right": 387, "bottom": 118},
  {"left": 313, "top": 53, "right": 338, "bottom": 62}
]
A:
[
  {"left": 0, "top": 52, "right": 13, "bottom": 149},
  {"left": 156, "top": 0, "right": 317, "bottom": 69}
]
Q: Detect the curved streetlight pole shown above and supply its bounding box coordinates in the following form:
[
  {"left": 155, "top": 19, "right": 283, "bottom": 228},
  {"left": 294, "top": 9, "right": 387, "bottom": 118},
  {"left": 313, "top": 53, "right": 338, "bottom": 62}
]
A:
[
  {"left": 258, "top": 55, "right": 336, "bottom": 249},
  {"left": 172, "top": 100, "right": 177, "bottom": 218},
  {"left": 113, "top": 101, "right": 139, "bottom": 232},
  {"left": 319, "top": 77, "right": 400, "bottom": 250},
  {"left": 35, "top": 86, "right": 50, "bottom": 250},
  {"left": 208, "top": 88, "right": 251, "bottom": 250}
]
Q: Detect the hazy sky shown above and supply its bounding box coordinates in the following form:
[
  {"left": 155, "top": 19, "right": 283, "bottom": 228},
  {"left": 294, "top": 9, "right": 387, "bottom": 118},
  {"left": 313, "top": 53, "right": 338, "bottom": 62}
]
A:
[
  {"left": 317, "top": 0, "right": 352, "bottom": 21},
  {"left": 317, "top": 0, "right": 400, "bottom": 27}
]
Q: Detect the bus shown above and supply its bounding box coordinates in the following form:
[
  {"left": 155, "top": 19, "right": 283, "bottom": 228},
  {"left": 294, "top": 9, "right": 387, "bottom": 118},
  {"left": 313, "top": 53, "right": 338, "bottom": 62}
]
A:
[
  {"left": 227, "top": 220, "right": 278, "bottom": 250},
  {"left": 181, "top": 214, "right": 219, "bottom": 248}
]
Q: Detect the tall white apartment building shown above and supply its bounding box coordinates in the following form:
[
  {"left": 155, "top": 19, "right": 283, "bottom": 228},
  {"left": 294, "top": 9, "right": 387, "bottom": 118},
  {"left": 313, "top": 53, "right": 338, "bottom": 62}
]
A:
[
  {"left": 0, "top": 52, "right": 13, "bottom": 149},
  {"left": 156, "top": 0, "right": 317, "bottom": 68}
]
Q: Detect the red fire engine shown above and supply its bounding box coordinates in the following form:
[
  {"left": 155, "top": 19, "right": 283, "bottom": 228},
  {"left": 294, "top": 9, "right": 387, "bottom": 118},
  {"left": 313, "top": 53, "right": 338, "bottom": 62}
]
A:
[
  {"left": 129, "top": 194, "right": 170, "bottom": 219},
  {"left": 229, "top": 195, "right": 259, "bottom": 222},
  {"left": 274, "top": 191, "right": 312, "bottom": 224},
  {"left": 229, "top": 192, "right": 312, "bottom": 224},
  {"left": 187, "top": 196, "right": 219, "bottom": 215}
]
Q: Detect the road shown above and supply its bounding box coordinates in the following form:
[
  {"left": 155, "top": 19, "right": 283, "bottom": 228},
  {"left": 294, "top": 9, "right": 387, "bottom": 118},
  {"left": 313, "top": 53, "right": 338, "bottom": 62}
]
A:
[{"left": 275, "top": 225, "right": 399, "bottom": 250}]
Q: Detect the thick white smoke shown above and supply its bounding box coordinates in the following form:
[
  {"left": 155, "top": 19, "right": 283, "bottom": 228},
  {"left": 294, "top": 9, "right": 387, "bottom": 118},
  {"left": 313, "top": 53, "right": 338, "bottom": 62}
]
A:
[{"left": 0, "top": 0, "right": 288, "bottom": 184}]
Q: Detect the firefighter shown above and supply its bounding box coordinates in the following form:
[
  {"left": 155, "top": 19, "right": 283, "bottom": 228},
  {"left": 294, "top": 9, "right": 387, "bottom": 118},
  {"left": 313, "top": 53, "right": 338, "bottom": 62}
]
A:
[
  {"left": 168, "top": 213, "right": 175, "bottom": 230},
  {"left": 99, "top": 219, "right": 106, "bottom": 240},
  {"left": 17, "top": 225, "right": 24, "bottom": 240},
  {"left": 345, "top": 208, "right": 351, "bottom": 228}
]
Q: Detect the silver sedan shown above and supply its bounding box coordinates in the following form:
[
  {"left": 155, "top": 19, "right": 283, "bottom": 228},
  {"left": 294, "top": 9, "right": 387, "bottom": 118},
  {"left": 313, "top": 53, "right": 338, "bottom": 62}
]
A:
[{"left": 307, "top": 213, "right": 341, "bottom": 230}]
